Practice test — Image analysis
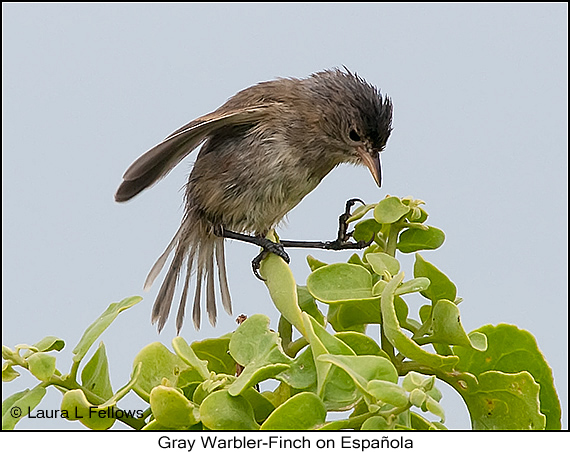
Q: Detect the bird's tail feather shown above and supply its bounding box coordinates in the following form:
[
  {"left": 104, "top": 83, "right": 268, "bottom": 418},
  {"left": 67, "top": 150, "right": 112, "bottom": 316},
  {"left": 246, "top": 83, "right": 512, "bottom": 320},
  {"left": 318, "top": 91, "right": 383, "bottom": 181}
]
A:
[
  {"left": 149, "top": 217, "right": 232, "bottom": 333},
  {"left": 216, "top": 240, "right": 232, "bottom": 315}
]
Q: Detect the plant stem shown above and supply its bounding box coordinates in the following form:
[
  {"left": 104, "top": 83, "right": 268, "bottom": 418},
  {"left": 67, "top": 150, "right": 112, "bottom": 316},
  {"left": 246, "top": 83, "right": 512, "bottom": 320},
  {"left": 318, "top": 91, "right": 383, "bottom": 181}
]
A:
[
  {"left": 380, "top": 402, "right": 413, "bottom": 419},
  {"left": 287, "top": 337, "right": 308, "bottom": 357},
  {"left": 385, "top": 220, "right": 404, "bottom": 257},
  {"left": 380, "top": 326, "right": 395, "bottom": 362},
  {"left": 380, "top": 220, "right": 406, "bottom": 361},
  {"left": 278, "top": 315, "right": 293, "bottom": 355},
  {"left": 396, "top": 360, "right": 477, "bottom": 396},
  {"left": 69, "top": 359, "right": 80, "bottom": 382}
]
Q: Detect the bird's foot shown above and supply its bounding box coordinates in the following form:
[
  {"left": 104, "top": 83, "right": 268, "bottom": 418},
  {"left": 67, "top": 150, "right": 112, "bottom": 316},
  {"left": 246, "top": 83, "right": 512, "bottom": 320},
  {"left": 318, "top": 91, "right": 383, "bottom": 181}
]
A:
[
  {"left": 335, "top": 197, "right": 365, "bottom": 242},
  {"left": 215, "top": 226, "right": 291, "bottom": 280},
  {"left": 252, "top": 240, "right": 290, "bottom": 281},
  {"left": 324, "top": 198, "right": 373, "bottom": 249}
]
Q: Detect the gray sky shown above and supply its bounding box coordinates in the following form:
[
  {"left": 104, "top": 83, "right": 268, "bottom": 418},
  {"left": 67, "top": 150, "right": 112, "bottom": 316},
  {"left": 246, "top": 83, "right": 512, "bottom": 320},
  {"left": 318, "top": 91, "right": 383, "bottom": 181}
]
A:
[{"left": 2, "top": 3, "right": 567, "bottom": 430}]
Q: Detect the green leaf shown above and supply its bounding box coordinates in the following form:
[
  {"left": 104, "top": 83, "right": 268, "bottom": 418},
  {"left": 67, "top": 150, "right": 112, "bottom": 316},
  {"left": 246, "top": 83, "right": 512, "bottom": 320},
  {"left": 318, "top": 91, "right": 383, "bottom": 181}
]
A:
[
  {"left": 425, "top": 395, "right": 445, "bottom": 422},
  {"left": 192, "top": 374, "right": 235, "bottom": 405},
  {"left": 172, "top": 336, "right": 210, "bottom": 380},
  {"left": 327, "top": 299, "right": 382, "bottom": 332},
  {"left": 410, "top": 207, "right": 429, "bottom": 223},
  {"left": 467, "top": 332, "right": 488, "bottom": 352},
  {"left": 380, "top": 272, "right": 459, "bottom": 372},
  {"left": 261, "top": 382, "right": 292, "bottom": 409},
  {"left": 103, "top": 362, "right": 142, "bottom": 407},
  {"left": 2, "top": 386, "right": 46, "bottom": 430},
  {"left": 397, "top": 226, "right": 445, "bottom": 253},
  {"left": 457, "top": 371, "right": 545, "bottom": 430},
  {"left": 302, "top": 313, "right": 360, "bottom": 410},
  {"left": 277, "top": 346, "right": 317, "bottom": 389},
  {"left": 320, "top": 370, "right": 359, "bottom": 411},
  {"left": 365, "top": 252, "right": 400, "bottom": 277},
  {"left": 2, "top": 363, "right": 20, "bottom": 382},
  {"left": 141, "top": 419, "right": 169, "bottom": 430},
  {"left": 307, "top": 263, "right": 379, "bottom": 303},
  {"left": 352, "top": 218, "right": 382, "bottom": 242},
  {"left": 26, "top": 352, "right": 56, "bottom": 382},
  {"left": 60, "top": 389, "right": 115, "bottom": 430},
  {"left": 420, "top": 375, "right": 436, "bottom": 392},
  {"left": 149, "top": 385, "right": 200, "bottom": 429},
  {"left": 81, "top": 342, "right": 113, "bottom": 400},
  {"left": 334, "top": 332, "right": 388, "bottom": 358},
  {"left": 374, "top": 197, "right": 410, "bottom": 224},
  {"left": 361, "top": 416, "right": 390, "bottom": 430},
  {"left": 132, "top": 342, "right": 192, "bottom": 402},
  {"left": 2, "top": 390, "right": 26, "bottom": 418},
  {"left": 395, "top": 277, "right": 431, "bottom": 296},
  {"left": 432, "top": 342, "right": 457, "bottom": 357},
  {"left": 409, "top": 388, "right": 427, "bottom": 407},
  {"left": 318, "top": 354, "right": 398, "bottom": 395},
  {"left": 177, "top": 374, "right": 202, "bottom": 401},
  {"left": 347, "top": 203, "right": 376, "bottom": 223},
  {"left": 260, "top": 244, "right": 305, "bottom": 335},
  {"left": 228, "top": 314, "right": 291, "bottom": 396},
  {"left": 191, "top": 336, "right": 236, "bottom": 375},
  {"left": 413, "top": 254, "right": 457, "bottom": 304},
  {"left": 306, "top": 255, "right": 328, "bottom": 272},
  {"left": 199, "top": 389, "right": 259, "bottom": 430},
  {"left": 72, "top": 296, "right": 142, "bottom": 363},
  {"left": 297, "top": 285, "right": 325, "bottom": 326},
  {"left": 410, "top": 411, "right": 444, "bottom": 430},
  {"left": 418, "top": 304, "right": 431, "bottom": 323},
  {"left": 2, "top": 345, "right": 14, "bottom": 360},
  {"left": 425, "top": 299, "right": 484, "bottom": 350},
  {"left": 454, "top": 324, "right": 561, "bottom": 430},
  {"left": 260, "top": 392, "right": 326, "bottom": 430},
  {"left": 21, "top": 336, "right": 65, "bottom": 358},
  {"left": 347, "top": 253, "right": 372, "bottom": 270},
  {"left": 426, "top": 384, "right": 442, "bottom": 401},
  {"left": 367, "top": 380, "right": 409, "bottom": 407},
  {"left": 393, "top": 296, "right": 410, "bottom": 330},
  {"left": 402, "top": 371, "right": 427, "bottom": 391},
  {"left": 242, "top": 387, "right": 276, "bottom": 423}
]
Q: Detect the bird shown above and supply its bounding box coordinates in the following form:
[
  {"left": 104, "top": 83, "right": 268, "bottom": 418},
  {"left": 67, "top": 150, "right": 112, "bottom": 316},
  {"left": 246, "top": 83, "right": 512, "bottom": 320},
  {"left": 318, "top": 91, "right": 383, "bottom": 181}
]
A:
[{"left": 115, "top": 68, "right": 393, "bottom": 333}]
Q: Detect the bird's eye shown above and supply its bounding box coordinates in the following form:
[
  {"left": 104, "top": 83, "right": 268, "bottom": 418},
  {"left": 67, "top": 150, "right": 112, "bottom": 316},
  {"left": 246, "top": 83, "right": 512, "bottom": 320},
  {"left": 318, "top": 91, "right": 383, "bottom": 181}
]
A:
[{"left": 349, "top": 129, "right": 361, "bottom": 142}]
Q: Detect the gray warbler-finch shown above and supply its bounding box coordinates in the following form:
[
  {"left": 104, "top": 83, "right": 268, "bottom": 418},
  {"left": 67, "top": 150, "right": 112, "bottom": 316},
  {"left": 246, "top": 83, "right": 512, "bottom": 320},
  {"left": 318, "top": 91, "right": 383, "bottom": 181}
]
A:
[{"left": 115, "top": 68, "right": 393, "bottom": 333}]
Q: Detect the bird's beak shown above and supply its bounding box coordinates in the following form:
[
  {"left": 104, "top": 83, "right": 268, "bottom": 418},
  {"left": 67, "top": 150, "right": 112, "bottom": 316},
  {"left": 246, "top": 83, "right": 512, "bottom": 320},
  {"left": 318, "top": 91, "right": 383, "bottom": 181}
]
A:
[{"left": 356, "top": 146, "right": 382, "bottom": 188}]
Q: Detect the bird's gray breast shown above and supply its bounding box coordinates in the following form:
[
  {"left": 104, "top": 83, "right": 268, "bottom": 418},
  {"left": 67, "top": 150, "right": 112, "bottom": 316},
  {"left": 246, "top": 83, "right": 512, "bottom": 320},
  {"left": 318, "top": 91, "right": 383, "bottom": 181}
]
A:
[{"left": 186, "top": 129, "right": 324, "bottom": 234}]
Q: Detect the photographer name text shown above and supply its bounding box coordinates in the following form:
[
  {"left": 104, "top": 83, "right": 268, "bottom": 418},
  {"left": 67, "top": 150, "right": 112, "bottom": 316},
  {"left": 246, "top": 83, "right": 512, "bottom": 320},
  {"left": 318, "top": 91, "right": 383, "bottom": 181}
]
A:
[{"left": 22, "top": 406, "right": 144, "bottom": 420}]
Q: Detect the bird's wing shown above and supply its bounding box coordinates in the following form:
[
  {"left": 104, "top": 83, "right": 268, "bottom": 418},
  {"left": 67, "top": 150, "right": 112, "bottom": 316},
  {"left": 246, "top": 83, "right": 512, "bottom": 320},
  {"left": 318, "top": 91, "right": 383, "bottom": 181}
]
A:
[{"left": 115, "top": 104, "right": 276, "bottom": 202}]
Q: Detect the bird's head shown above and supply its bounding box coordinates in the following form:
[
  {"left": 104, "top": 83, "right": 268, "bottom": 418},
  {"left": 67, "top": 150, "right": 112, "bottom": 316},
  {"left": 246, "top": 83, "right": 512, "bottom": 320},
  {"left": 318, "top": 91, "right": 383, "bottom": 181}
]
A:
[{"left": 306, "top": 68, "right": 393, "bottom": 187}]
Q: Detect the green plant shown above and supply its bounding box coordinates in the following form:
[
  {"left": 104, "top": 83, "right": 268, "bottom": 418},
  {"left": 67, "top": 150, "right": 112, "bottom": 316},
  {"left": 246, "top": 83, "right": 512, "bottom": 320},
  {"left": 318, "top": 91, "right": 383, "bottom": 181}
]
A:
[{"left": 2, "top": 195, "right": 561, "bottom": 430}]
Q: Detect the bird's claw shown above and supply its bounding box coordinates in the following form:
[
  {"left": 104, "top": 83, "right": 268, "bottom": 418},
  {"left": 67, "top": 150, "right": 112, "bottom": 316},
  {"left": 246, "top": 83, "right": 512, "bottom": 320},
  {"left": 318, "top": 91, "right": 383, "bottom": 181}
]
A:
[
  {"left": 252, "top": 251, "right": 268, "bottom": 280},
  {"left": 336, "top": 198, "right": 366, "bottom": 244},
  {"left": 251, "top": 241, "right": 290, "bottom": 281}
]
